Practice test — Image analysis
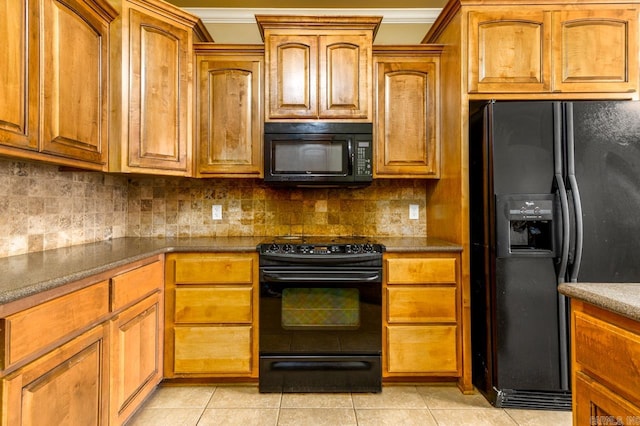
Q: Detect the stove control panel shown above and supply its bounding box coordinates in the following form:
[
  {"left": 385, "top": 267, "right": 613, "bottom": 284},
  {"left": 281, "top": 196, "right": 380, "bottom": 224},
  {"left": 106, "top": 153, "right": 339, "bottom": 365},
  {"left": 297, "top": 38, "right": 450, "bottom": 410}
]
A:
[{"left": 260, "top": 243, "right": 383, "bottom": 255}]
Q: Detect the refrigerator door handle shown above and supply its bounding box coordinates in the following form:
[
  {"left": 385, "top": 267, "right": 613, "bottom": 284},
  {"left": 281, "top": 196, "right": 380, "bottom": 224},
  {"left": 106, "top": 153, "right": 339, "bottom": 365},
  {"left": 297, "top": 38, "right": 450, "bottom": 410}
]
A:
[
  {"left": 554, "top": 103, "right": 570, "bottom": 284},
  {"left": 564, "top": 103, "right": 584, "bottom": 282}
]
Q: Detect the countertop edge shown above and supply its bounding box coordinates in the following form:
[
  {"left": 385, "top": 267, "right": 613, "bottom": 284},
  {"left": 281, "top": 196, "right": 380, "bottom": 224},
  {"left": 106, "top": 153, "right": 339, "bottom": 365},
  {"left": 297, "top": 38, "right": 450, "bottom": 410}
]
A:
[
  {"left": 0, "top": 237, "right": 461, "bottom": 306},
  {"left": 559, "top": 282, "right": 640, "bottom": 323}
]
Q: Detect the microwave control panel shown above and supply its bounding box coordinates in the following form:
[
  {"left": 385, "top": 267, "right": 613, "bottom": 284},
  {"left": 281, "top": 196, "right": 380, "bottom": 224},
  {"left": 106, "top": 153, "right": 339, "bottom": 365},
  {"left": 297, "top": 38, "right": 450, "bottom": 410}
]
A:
[{"left": 356, "top": 141, "right": 373, "bottom": 176}]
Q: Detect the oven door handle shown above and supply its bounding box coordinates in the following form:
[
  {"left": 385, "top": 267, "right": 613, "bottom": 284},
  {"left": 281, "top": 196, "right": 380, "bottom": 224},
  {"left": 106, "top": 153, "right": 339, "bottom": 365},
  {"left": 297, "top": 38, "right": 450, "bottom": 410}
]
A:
[{"left": 261, "top": 270, "right": 381, "bottom": 282}]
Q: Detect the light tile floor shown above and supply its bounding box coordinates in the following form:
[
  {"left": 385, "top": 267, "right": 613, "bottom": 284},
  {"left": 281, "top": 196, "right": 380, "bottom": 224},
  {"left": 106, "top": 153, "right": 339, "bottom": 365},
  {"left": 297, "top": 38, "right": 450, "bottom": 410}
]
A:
[{"left": 127, "top": 384, "right": 573, "bottom": 426}]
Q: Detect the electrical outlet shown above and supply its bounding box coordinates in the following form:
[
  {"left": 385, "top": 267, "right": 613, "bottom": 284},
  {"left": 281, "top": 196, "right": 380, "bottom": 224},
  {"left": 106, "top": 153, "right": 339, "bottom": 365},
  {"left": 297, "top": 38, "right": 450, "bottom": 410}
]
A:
[
  {"left": 212, "top": 205, "right": 222, "bottom": 220},
  {"left": 409, "top": 204, "right": 419, "bottom": 220}
]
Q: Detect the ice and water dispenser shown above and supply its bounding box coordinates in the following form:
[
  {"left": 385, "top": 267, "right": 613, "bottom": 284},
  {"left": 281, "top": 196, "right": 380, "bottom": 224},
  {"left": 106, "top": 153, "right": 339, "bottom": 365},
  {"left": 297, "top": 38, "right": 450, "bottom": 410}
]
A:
[{"left": 496, "top": 194, "right": 557, "bottom": 258}]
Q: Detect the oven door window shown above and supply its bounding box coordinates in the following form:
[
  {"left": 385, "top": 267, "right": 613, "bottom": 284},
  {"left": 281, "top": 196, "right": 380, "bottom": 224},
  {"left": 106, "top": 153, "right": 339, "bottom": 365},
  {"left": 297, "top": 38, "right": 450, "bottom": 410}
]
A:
[{"left": 282, "top": 287, "right": 360, "bottom": 330}]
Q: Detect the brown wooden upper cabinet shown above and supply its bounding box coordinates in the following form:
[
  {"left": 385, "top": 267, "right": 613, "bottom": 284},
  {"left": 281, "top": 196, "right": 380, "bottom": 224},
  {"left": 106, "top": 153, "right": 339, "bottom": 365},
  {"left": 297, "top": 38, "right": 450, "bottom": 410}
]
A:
[
  {"left": 194, "top": 45, "right": 264, "bottom": 178},
  {"left": 0, "top": 0, "right": 115, "bottom": 170},
  {"left": 109, "top": 0, "right": 212, "bottom": 176},
  {"left": 256, "top": 15, "right": 381, "bottom": 121},
  {"left": 468, "top": 6, "right": 638, "bottom": 94},
  {"left": 373, "top": 46, "right": 442, "bottom": 178}
]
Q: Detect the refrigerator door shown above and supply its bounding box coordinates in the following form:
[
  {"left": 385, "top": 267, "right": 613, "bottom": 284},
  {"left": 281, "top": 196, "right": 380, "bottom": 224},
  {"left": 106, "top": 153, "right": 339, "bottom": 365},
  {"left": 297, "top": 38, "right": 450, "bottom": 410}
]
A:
[{"left": 570, "top": 101, "right": 640, "bottom": 282}]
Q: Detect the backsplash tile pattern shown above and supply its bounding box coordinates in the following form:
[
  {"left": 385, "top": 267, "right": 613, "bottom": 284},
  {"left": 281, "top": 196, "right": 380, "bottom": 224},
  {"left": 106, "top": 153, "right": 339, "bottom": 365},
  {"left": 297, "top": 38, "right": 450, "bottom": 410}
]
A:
[
  {"left": 0, "top": 158, "right": 427, "bottom": 257},
  {"left": 0, "top": 158, "right": 128, "bottom": 257},
  {"left": 126, "top": 177, "right": 427, "bottom": 239}
]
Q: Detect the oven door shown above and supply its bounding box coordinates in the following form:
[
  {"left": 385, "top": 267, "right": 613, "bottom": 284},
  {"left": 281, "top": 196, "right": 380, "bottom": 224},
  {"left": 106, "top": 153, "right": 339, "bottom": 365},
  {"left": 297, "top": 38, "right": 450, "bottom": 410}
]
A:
[{"left": 259, "top": 267, "right": 382, "bottom": 392}]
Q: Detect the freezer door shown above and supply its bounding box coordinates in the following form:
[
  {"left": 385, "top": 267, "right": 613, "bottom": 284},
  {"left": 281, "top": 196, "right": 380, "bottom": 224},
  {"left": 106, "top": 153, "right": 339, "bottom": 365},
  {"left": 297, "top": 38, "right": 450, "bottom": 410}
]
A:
[
  {"left": 490, "top": 102, "right": 555, "bottom": 195},
  {"left": 570, "top": 101, "right": 640, "bottom": 282}
]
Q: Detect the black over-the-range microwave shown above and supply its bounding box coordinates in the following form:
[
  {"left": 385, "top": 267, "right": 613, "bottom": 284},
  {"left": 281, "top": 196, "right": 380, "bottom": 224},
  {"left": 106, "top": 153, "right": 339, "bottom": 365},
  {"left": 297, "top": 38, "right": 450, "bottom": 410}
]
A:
[{"left": 263, "top": 122, "right": 373, "bottom": 187}]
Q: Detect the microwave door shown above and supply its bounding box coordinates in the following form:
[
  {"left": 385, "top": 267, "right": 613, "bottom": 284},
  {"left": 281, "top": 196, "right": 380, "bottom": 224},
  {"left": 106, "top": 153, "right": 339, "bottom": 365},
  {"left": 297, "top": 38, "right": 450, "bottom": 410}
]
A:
[
  {"left": 301, "top": 144, "right": 345, "bottom": 174},
  {"left": 273, "top": 138, "right": 348, "bottom": 176}
]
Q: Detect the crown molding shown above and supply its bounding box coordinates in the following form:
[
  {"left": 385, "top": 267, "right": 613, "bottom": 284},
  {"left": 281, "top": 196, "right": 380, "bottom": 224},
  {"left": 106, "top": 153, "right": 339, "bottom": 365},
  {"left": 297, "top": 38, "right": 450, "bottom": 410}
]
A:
[{"left": 183, "top": 7, "right": 442, "bottom": 24}]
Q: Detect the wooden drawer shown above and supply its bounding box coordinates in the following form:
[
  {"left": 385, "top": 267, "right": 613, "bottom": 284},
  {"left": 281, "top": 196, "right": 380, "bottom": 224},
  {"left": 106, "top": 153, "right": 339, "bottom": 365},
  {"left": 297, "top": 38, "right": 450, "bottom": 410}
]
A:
[
  {"left": 386, "top": 258, "right": 456, "bottom": 284},
  {"left": 387, "top": 287, "right": 456, "bottom": 323},
  {"left": 111, "top": 260, "right": 163, "bottom": 310},
  {"left": 175, "top": 287, "right": 252, "bottom": 324},
  {"left": 174, "top": 326, "right": 252, "bottom": 374},
  {"left": 574, "top": 310, "right": 640, "bottom": 401},
  {"left": 0, "top": 281, "right": 109, "bottom": 369},
  {"left": 173, "top": 255, "right": 254, "bottom": 285},
  {"left": 386, "top": 325, "right": 457, "bottom": 373}
]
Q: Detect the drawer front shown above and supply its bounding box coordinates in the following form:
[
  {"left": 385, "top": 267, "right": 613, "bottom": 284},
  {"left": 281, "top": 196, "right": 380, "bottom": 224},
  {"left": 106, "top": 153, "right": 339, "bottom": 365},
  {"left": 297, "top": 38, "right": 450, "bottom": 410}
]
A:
[
  {"left": 111, "top": 260, "right": 163, "bottom": 310},
  {"left": 174, "top": 326, "right": 252, "bottom": 373},
  {"left": 2, "top": 281, "right": 110, "bottom": 368},
  {"left": 387, "top": 287, "right": 456, "bottom": 323},
  {"left": 386, "top": 325, "right": 457, "bottom": 373},
  {"left": 386, "top": 258, "right": 456, "bottom": 284},
  {"left": 175, "top": 287, "right": 252, "bottom": 324},
  {"left": 574, "top": 371, "right": 640, "bottom": 425},
  {"left": 574, "top": 311, "right": 640, "bottom": 400},
  {"left": 174, "top": 255, "right": 254, "bottom": 285}
]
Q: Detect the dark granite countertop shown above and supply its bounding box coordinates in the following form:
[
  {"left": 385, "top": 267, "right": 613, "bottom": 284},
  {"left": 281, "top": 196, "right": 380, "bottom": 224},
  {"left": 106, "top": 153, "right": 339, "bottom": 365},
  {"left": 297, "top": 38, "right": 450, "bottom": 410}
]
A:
[
  {"left": 376, "top": 237, "right": 462, "bottom": 253},
  {"left": 0, "top": 236, "right": 461, "bottom": 306},
  {"left": 559, "top": 282, "right": 640, "bottom": 322}
]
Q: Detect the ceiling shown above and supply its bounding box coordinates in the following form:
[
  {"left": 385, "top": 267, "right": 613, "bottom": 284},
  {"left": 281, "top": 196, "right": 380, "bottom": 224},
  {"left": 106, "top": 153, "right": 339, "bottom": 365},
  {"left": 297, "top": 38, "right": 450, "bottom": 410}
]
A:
[{"left": 167, "top": 0, "right": 447, "bottom": 8}]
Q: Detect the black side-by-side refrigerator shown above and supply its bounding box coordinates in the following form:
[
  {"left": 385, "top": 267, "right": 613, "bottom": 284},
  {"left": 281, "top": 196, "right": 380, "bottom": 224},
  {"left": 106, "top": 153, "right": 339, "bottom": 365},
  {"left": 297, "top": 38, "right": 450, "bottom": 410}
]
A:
[{"left": 469, "top": 100, "right": 640, "bottom": 410}]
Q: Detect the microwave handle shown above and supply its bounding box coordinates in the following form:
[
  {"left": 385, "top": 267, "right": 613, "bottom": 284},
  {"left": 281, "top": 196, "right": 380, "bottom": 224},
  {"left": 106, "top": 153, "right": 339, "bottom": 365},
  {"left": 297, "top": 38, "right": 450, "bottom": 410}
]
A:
[{"left": 348, "top": 138, "right": 354, "bottom": 175}]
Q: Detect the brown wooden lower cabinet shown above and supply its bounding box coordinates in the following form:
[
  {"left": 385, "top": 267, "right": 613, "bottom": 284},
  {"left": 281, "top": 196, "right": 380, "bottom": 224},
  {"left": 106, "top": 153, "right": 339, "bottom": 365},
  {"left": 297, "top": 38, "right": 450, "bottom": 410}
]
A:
[
  {"left": 164, "top": 253, "right": 259, "bottom": 379},
  {"left": 570, "top": 300, "right": 640, "bottom": 425},
  {"left": 0, "top": 256, "right": 164, "bottom": 425},
  {"left": 383, "top": 252, "right": 462, "bottom": 378}
]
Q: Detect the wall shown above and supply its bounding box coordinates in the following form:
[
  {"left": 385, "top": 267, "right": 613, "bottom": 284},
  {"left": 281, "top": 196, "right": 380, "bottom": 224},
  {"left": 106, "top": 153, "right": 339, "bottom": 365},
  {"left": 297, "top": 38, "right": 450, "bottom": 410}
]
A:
[
  {"left": 0, "top": 158, "right": 428, "bottom": 257},
  {"left": 204, "top": 22, "right": 432, "bottom": 44},
  {"left": 0, "top": 158, "right": 128, "bottom": 257}
]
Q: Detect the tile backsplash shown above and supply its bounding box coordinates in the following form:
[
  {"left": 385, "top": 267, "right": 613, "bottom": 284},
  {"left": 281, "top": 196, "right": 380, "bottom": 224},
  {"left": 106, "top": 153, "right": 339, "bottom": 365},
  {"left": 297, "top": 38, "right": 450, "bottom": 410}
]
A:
[
  {"left": 1, "top": 158, "right": 427, "bottom": 257},
  {"left": 0, "top": 158, "right": 128, "bottom": 257},
  {"left": 126, "top": 177, "right": 427, "bottom": 238}
]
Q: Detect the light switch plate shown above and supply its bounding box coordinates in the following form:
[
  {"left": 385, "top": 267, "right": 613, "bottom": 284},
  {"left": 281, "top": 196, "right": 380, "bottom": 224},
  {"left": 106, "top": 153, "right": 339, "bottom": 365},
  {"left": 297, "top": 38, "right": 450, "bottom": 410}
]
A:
[
  {"left": 212, "top": 205, "right": 222, "bottom": 220},
  {"left": 409, "top": 204, "right": 419, "bottom": 220}
]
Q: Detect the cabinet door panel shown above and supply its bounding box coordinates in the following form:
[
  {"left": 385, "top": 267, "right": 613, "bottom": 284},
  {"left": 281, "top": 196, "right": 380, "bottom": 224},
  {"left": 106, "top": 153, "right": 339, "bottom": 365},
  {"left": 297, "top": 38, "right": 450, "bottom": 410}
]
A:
[
  {"left": 468, "top": 10, "right": 551, "bottom": 93},
  {"left": 40, "top": 0, "right": 108, "bottom": 165},
  {"left": 198, "top": 57, "right": 262, "bottom": 176},
  {"left": 267, "top": 36, "right": 317, "bottom": 118},
  {"left": 319, "top": 35, "right": 370, "bottom": 119},
  {"left": 575, "top": 372, "right": 640, "bottom": 425},
  {"left": 375, "top": 60, "right": 438, "bottom": 176},
  {"left": 553, "top": 9, "right": 638, "bottom": 93},
  {"left": 111, "top": 295, "right": 161, "bottom": 424},
  {"left": 0, "top": 0, "right": 38, "bottom": 150},
  {"left": 3, "top": 325, "right": 108, "bottom": 426},
  {"left": 129, "top": 9, "right": 189, "bottom": 171}
]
